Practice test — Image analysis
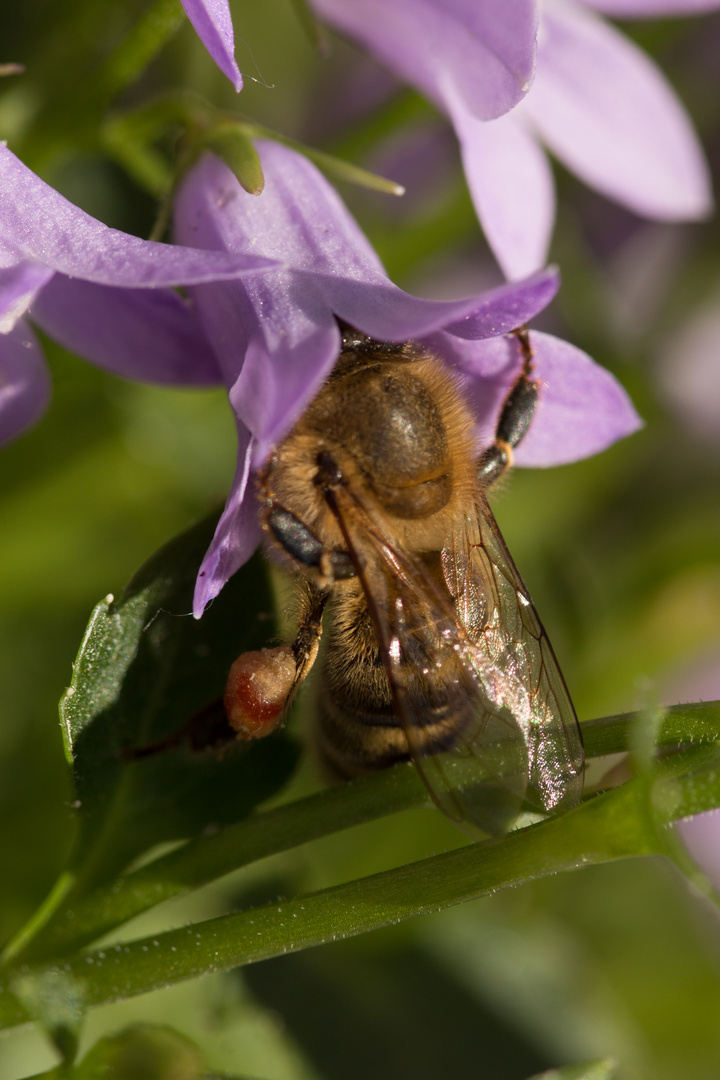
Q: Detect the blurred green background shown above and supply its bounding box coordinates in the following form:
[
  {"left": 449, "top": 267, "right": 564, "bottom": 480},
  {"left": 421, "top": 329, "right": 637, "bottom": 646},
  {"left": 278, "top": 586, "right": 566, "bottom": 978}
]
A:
[{"left": 2, "top": 1, "right": 720, "bottom": 1077}]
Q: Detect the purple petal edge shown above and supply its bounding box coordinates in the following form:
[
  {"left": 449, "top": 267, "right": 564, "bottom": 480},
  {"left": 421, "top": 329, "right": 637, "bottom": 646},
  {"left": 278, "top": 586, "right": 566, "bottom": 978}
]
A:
[
  {"left": 435, "top": 331, "right": 643, "bottom": 466},
  {"left": 0, "top": 319, "right": 51, "bottom": 444},
  {"left": 583, "top": 0, "right": 720, "bottom": 14},
  {"left": 31, "top": 277, "right": 224, "bottom": 387},
  {"left": 193, "top": 426, "right": 263, "bottom": 617},
  {"left": 181, "top": 0, "right": 243, "bottom": 90},
  {"left": 0, "top": 146, "right": 276, "bottom": 291},
  {"left": 0, "top": 262, "right": 55, "bottom": 332}
]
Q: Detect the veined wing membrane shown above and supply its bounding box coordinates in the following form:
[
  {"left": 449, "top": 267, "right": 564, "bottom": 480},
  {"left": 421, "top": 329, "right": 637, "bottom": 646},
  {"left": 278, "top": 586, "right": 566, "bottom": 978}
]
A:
[
  {"left": 455, "top": 493, "right": 585, "bottom": 813},
  {"left": 332, "top": 483, "right": 583, "bottom": 835}
]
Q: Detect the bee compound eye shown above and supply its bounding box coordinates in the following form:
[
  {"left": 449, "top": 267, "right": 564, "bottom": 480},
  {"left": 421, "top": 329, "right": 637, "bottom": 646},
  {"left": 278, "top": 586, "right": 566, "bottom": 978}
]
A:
[{"left": 268, "top": 507, "right": 324, "bottom": 566}]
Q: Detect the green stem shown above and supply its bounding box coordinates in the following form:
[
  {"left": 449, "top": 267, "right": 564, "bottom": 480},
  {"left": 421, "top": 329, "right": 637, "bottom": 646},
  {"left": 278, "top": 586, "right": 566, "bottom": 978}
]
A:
[
  {"left": 581, "top": 700, "right": 720, "bottom": 756},
  {"left": 11, "top": 762, "right": 429, "bottom": 965},
  {"left": 16, "top": 0, "right": 186, "bottom": 171},
  {"left": 0, "top": 874, "right": 76, "bottom": 965},
  {"left": 0, "top": 773, "right": 694, "bottom": 1031},
  {"left": 100, "top": 0, "right": 185, "bottom": 102},
  {"left": 8, "top": 702, "right": 720, "bottom": 967},
  {"left": 242, "top": 121, "right": 405, "bottom": 195}
]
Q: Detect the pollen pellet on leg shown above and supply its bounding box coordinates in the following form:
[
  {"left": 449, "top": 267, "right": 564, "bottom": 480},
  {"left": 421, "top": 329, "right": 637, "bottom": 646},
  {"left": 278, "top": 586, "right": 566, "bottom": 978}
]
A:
[{"left": 223, "top": 645, "right": 296, "bottom": 739}]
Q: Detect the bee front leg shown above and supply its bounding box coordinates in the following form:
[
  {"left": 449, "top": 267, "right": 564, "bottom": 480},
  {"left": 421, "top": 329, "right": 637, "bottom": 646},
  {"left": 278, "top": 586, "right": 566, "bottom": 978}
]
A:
[
  {"left": 224, "top": 580, "right": 329, "bottom": 740},
  {"left": 478, "top": 327, "right": 540, "bottom": 488}
]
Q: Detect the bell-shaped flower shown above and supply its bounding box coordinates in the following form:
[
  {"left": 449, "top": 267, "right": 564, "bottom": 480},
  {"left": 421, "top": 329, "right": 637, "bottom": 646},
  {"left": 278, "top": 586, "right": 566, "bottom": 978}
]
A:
[
  {"left": 180, "top": 0, "right": 539, "bottom": 118},
  {"left": 182, "top": 0, "right": 715, "bottom": 277},
  {"left": 173, "top": 140, "right": 641, "bottom": 616},
  {"left": 0, "top": 145, "right": 278, "bottom": 444},
  {"left": 310, "top": 0, "right": 716, "bottom": 278}
]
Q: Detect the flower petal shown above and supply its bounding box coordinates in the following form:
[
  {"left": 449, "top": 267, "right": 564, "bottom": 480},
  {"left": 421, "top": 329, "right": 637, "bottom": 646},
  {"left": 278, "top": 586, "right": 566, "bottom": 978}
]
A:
[
  {"left": 181, "top": 0, "right": 243, "bottom": 91},
  {"left": 175, "top": 151, "right": 350, "bottom": 454},
  {"left": 30, "top": 277, "right": 223, "bottom": 386},
  {"left": 430, "top": 330, "right": 643, "bottom": 465},
  {"left": 193, "top": 425, "right": 263, "bottom": 616},
  {"left": 525, "top": 1, "right": 713, "bottom": 220},
  {"left": 176, "top": 144, "right": 560, "bottom": 335},
  {"left": 0, "top": 262, "right": 55, "bottom": 333},
  {"left": 582, "top": 0, "right": 720, "bottom": 15},
  {"left": 175, "top": 143, "right": 387, "bottom": 278},
  {"left": 229, "top": 290, "right": 343, "bottom": 460},
  {"left": 175, "top": 145, "right": 560, "bottom": 460},
  {"left": 320, "top": 268, "right": 560, "bottom": 341},
  {"left": 442, "top": 88, "right": 556, "bottom": 279},
  {"left": 0, "top": 146, "right": 276, "bottom": 303},
  {"left": 676, "top": 810, "right": 720, "bottom": 894},
  {"left": 311, "top": 0, "right": 538, "bottom": 120},
  {"left": 0, "top": 319, "right": 51, "bottom": 444},
  {"left": 175, "top": 265, "right": 346, "bottom": 460}
]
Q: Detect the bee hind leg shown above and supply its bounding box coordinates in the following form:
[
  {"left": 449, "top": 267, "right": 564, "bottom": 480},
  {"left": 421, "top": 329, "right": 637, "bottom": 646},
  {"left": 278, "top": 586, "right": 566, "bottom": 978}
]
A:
[
  {"left": 224, "top": 580, "right": 329, "bottom": 740},
  {"left": 478, "top": 327, "right": 539, "bottom": 488}
]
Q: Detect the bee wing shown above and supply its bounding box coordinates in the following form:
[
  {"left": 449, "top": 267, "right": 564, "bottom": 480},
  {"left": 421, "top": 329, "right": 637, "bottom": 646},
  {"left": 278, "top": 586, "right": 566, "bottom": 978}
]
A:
[
  {"left": 443, "top": 492, "right": 584, "bottom": 815},
  {"left": 333, "top": 484, "right": 584, "bottom": 834}
]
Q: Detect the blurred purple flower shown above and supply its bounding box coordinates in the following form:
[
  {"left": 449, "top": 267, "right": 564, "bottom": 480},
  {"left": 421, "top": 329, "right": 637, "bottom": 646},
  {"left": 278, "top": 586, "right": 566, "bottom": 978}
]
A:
[
  {"left": 173, "top": 141, "right": 641, "bottom": 615},
  {"left": 313, "top": 0, "right": 540, "bottom": 121},
  {"left": 657, "top": 284, "right": 720, "bottom": 444},
  {"left": 180, "top": 0, "right": 242, "bottom": 91},
  {"left": 678, "top": 810, "right": 720, "bottom": 891},
  {"left": 183, "top": 0, "right": 539, "bottom": 112},
  {"left": 0, "top": 146, "right": 278, "bottom": 443},
  {"left": 0, "top": 321, "right": 51, "bottom": 445},
  {"left": 588, "top": 0, "right": 720, "bottom": 12},
  {"left": 310, "top": 0, "right": 716, "bottom": 278}
]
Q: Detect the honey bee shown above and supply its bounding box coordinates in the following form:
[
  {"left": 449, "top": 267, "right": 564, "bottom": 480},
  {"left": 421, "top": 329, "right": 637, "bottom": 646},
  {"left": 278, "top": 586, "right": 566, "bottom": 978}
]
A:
[{"left": 224, "top": 326, "right": 584, "bottom": 832}]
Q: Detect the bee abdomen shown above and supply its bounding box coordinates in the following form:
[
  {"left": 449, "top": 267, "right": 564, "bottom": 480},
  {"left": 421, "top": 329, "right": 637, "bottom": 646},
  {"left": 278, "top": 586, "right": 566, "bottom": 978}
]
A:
[
  {"left": 315, "top": 684, "right": 468, "bottom": 779},
  {"left": 315, "top": 693, "right": 410, "bottom": 778},
  {"left": 314, "top": 609, "right": 470, "bottom": 778}
]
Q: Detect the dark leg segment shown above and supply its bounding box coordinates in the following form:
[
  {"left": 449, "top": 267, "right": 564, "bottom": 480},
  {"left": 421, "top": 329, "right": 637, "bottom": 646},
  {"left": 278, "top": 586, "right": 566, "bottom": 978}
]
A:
[
  {"left": 477, "top": 327, "right": 539, "bottom": 488},
  {"left": 289, "top": 580, "right": 330, "bottom": 693},
  {"left": 267, "top": 506, "right": 356, "bottom": 580}
]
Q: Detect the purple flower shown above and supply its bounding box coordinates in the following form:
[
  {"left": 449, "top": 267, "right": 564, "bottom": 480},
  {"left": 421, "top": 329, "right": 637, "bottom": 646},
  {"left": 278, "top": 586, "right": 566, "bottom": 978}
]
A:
[
  {"left": 181, "top": 0, "right": 540, "bottom": 115},
  {"left": 0, "top": 145, "right": 278, "bottom": 443},
  {"left": 180, "top": 0, "right": 242, "bottom": 91},
  {"left": 312, "top": 0, "right": 540, "bottom": 121},
  {"left": 678, "top": 809, "right": 720, "bottom": 889},
  {"left": 173, "top": 140, "right": 641, "bottom": 616},
  {"left": 309, "top": 0, "right": 716, "bottom": 278},
  {"left": 0, "top": 321, "right": 51, "bottom": 445}
]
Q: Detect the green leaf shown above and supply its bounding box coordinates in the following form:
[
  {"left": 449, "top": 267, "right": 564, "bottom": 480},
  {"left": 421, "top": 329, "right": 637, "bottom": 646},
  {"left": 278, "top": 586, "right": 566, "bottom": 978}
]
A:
[
  {"left": 203, "top": 126, "right": 265, "bottom": 195},
  {"left": 58, "top": 512, "right": 298, "bottom": 892},
  {"left": 243, "top": 122, "right": 405, "bottom": 197}
]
